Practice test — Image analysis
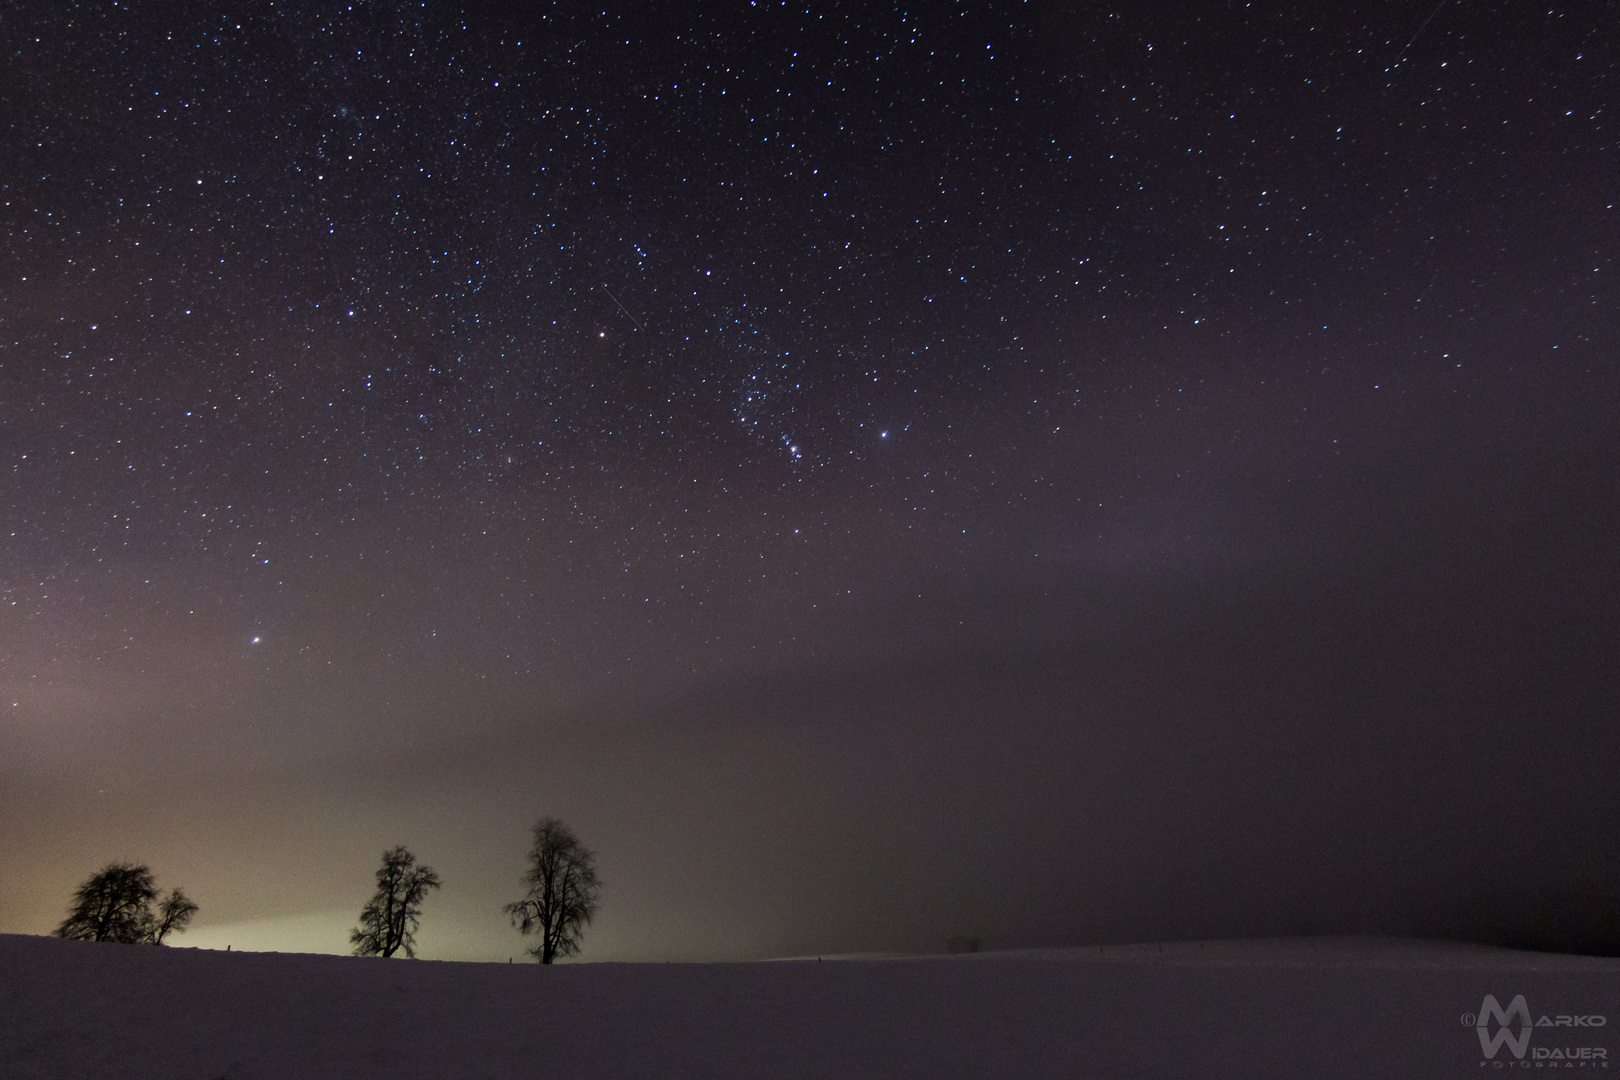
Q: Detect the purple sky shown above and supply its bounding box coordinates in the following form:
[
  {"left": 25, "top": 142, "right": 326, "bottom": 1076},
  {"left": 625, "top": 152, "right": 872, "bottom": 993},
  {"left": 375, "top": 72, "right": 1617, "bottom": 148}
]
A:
[{"left": 2, "top": 1, "right": 1616, "bottom": 960}]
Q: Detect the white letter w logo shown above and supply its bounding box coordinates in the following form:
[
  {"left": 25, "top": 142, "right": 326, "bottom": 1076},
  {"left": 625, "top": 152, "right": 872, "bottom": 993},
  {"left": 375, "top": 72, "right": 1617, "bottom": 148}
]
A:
[{"left": 1477, "top": 994, "right": 1533, "bottom": 1059}]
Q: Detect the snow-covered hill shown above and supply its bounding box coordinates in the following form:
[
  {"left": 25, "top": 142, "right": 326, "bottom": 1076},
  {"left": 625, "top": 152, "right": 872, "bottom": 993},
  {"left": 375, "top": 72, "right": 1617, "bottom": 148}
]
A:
[{"left": 3, "top": 932, "right": 1617, "bottom": 1078}]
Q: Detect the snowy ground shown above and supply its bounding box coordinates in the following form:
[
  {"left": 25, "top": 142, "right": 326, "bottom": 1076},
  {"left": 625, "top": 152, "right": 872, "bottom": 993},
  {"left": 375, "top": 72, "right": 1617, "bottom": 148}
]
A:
[{"left": 3, "top": 932, "right": 1618, "bottom": 1078}]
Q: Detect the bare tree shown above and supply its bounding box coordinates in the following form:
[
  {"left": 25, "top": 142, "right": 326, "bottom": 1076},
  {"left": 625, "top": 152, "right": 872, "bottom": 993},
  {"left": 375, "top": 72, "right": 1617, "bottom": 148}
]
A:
[
  {"left": 350, "top": 846, "right": 442, "bottom": 958},
  {"left": 153, "top": 888, "right": 201, "bottom": 943},
  {"left": 505, "top": 818, "right": 600, "bottom": 963},
  {"left": 56, "top": 863, "right": 199, "bottom": 944}
]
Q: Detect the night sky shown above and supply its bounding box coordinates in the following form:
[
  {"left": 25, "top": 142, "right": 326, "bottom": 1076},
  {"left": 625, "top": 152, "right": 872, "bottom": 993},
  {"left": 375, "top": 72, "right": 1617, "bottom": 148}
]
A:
[{"left": 3, "top": 0, "right": 1617, "bottom": 962}]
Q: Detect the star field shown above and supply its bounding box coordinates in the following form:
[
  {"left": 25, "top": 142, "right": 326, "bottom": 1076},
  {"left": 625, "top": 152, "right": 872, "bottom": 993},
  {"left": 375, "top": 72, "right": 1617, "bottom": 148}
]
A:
[{"left": 2, "top": 1, "right": 1617, "bottom": 960}]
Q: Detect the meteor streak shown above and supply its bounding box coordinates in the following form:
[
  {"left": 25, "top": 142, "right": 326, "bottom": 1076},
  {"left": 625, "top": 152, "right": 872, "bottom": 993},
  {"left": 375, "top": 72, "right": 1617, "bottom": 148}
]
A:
[{"left": 601, "top": 285, "right": 644, "bottom": 331}]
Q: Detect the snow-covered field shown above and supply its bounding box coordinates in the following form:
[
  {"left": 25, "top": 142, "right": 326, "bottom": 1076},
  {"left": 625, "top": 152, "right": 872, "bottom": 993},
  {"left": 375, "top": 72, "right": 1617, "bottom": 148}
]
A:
[{"left": 3, "top": 932, "right": 1618, "bottom": 1078}]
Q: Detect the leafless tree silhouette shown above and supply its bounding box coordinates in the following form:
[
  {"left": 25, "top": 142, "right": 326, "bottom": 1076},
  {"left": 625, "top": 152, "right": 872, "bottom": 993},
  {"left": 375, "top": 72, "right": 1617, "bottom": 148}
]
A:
[
  {"left": 56, "top": 863, "right": 198, "bottom": 944},
  {"left": 350, "top": 846, "right": 442, "bottom": 958},
  {"left": 505, "top": 818, "right": 600, "bottom": 963}
]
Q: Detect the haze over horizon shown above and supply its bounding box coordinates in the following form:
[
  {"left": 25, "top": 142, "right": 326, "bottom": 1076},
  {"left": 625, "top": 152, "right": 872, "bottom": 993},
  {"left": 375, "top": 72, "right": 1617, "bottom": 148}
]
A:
[{"left": 2, "top": 0, "right": 1616, "bottom": 962}]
